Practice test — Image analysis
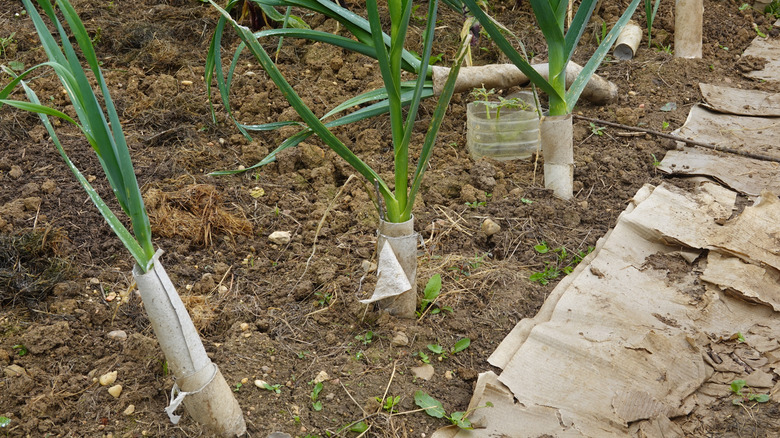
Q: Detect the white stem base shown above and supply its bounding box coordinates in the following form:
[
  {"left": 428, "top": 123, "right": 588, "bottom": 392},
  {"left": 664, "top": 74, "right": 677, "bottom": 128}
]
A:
[{"left": 375, "top": 217, "right": 418, "bottom": 318}]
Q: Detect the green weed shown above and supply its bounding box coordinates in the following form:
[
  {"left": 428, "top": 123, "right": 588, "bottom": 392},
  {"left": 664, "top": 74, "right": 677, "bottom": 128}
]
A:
[
  {"left": 376, "top": 395, "right": 400, "bottom": 413},
  {"left": 530, "top": 242, "right": 593, "bottom": 285},
  {"left": 414, "top": 390, "right": 492, "bottom": 429},
  {"left": 731, "top": 379, "right": 770, "bottom": 405},
  {"left": 311, "top": 382, "right": 324, "bottom": 411}
]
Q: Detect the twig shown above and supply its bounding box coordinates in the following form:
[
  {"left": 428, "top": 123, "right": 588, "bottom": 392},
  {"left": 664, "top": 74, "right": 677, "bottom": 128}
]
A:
[{"left": 573, "top": 114, "right": 780, "bottom": 164}]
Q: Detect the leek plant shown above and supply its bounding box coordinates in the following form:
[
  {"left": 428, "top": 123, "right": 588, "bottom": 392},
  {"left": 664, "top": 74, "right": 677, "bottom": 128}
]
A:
[
  {"left": 462, "top": 0, "right": 642, "bottom": 199},
  {"left": 206, "top": 0, "right": 451, "bottom": 173},
  {"left": 0, "top": 0, "right": 245, "bottom": 435},
  {"left": 208, "top": 0, "right": 469, "bottom": 316}
]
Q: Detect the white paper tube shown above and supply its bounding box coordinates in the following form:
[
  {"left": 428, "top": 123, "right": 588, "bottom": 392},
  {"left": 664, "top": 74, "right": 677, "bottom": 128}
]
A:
[
  {"left": 432, "top": 61, "right": 618, "bottom": 105},
  {"left": 675, "top": 0, "right": 703, "bottom": 58},
  {"left": 614, "top": 21, "right": 642, "bottom": 60},
  {"left": 541, "top": 114, "right": 574, "bottom": 200}
]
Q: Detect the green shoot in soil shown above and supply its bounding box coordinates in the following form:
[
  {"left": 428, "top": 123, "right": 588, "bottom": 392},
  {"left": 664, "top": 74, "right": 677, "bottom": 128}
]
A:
[
  {"left": 355, "top": 331, "right": 374, "bottom": 345},
  {"left": 311, "top": 382, "right": 324, "bottom": 411},
  {"left": 419, "top": 274, "right": 449, "bottom": 317},
  {"left": 730, "top": 379, "right": 770, "bottom": 405},
  {"left": 376, "top": 395, "right": 400, "bottom": 413},
  {"left": 644, "top": 0, "right": 661, "bottom": 47},
  {"left": 12, "top": 344, "right": 27, "bottom": 356},
  {"left": 414, "top": 390, "right": 492, "bottom": 429},
  {"left": 530, "top": 242, "right": 593, "bottom": 285}
]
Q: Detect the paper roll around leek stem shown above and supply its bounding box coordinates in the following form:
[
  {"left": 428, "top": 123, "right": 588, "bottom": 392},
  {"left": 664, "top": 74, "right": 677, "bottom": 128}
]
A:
[
  {"left": 674, "top": 0, "right": 703, "bottom": 58},
  {"left": 541, "top": 114, "right": 574, "bottom": 201},
  {"left": 613, "top": 21, "right": 642, "bottom": 60},
  {"left": 133, "top": 250, "right": 246, "bottom": 437},
  {"left": 374, "top": 217, "right": 418, "bottom": 318}
]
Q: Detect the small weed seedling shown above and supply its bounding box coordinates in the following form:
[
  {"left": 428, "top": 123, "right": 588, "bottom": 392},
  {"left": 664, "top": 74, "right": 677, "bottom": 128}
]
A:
[
  {"left": 311, "top": 382, "right": 324, "bottom": 411},
  {"left": 589, "top": 122, "right": 605, "bottom": 136},
  {"left": 651, "top": 154, "right": 662, "bottom": 167},
  {"left": 12, "top": 344, "right": 27, "bottom": 356},
  {"left": 414, "top": 390, "right": 492, "bottom": 429},
  {"left": 376, "top": 395, "right": 400, "bottom": 413},
  {"left": 427, "top": 338, "right": 470, "bottom": 360},
  {"left": 661, "top": 121, "right": 670, "bottom": 130},
  {"left": 260, "top": 382, "right": 283, "bottom": 394},
  {"left": 314, "top": 290, "right": 332, "bottom": 307},
  {"left": 233, "top": 382, "right": 243, "bottom": 392},
  {"left": 730, "top": 379, "right": 770, "bottom": 405},
  {"left": 418, "top": 274, "right": 452, "bottom": 317},
  {"left": 530, "top": 242, "right": 593, "bottom": 285},
  {"left": 470, "top": 87, "right": 532, "bottom": 119},
  {"left": 0, "top": 33, "right": 15, "bottom": 57},
  {"left": 465, "top": 200, "right": 486, "bottom": 209},
  {"left": 355, "top": 330, "right": 374, "bottom": 345},
  {"left": 655, "top": 43, "right": 673, "bottom": 55},
  {"left": 416, "top": 350, "right": 431, "bottom": 364}
]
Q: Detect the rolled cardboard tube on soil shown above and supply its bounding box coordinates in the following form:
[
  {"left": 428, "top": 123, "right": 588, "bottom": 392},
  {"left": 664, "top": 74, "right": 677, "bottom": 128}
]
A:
[
  {"left": 674, "top": 0, "right": 703, "bottom": 58},
  {"left": 374, "top": 217, "right": 418, "bottom": 318},
  {"left": 133, "top": 250, "right": 246, "bottom": 437},
  {"left": 614, "top": 21, "right": 642, "bottom": 60},
  {"left": 432, "top": 61, "right": 618, "bottom": 105},
  {"left": 541, "top": 114, "right": 574, "bottom": 200}
]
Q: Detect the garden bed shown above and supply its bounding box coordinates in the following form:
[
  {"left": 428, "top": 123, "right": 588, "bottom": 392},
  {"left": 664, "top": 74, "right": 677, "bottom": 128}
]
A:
[{"left": 1, "top": 0, "right": 778, "bottom": 436}]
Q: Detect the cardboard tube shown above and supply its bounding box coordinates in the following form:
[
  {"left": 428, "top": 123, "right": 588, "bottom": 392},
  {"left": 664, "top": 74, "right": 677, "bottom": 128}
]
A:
[
  {"left": 674, "top": 0, "right": 703, "bottom": 58},
  {"left": 375, "top": 217, "right": 418, "bottom": 318},
  {"left": 541, "top": 114, "right": 574, "bottom": 200},
  {"left": 134, "top": 251, "right": 246, "bottom": 437},
  {"left": 614, "top": 21, "right": 642, "bottom": 60},
  {"left": 432, "top": 61, "right": 618, "bottom": 105}
]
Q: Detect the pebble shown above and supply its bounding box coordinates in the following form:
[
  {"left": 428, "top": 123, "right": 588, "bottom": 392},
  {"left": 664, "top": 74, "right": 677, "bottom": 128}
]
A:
[
  {"left": 254, "top": 379, "right": 268, "bottom": 388},
  {"left": 391, "top": 332, "right": 409, "bottom": 347},
  {"left": 124, "top": 404, "right": 135, "bottom": 416},
  {"left": 313, "top": 370, "right": 329, "bottom": 384},
  {"left": 99, "top": 371, "right": 118, "bottom": 386},
  {"left": 268, "top": 231, "right": 291, "bottom": 245},
  {"left": 107, "top": 330, "right": 127, "bottom": 341},
  {"left": 240, "top": 322, "right": 250, "bottom": 332},
  {"left": 481, "top": 218, "right": 501, "bottom": 237},
  {"left": 444, "top": 370, "right": 454, "bottom": 380},
  {"left": 108, "top": 384, "right": 123, "bottom": 398},
  {"left": 361, "top": 260, "right": 377, "bottom": 273}
]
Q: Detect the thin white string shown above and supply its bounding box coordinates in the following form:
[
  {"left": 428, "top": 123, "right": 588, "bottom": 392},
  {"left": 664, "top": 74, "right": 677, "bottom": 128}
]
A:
[{"left": 164, "top": 363, "right": 218, "bottom": 424}]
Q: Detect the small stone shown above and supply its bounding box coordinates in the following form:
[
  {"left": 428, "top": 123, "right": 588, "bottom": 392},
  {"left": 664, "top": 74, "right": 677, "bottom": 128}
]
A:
[
  {"left": 105, "top": 291, "right": 117, "bottom": 302},
  {"left": 181, "top": 80, "right": 193, "bottom": 86},
  {"left": 361, "top": 260, "right": 376, "bottom": 273},
  {"left": 391, "top": 332, "right": 409, "bottom": 347},
  {"left": 4, "top": 364, "right": 27, "bottom": 378},
  {"left": 107, "top": 330, "right": 127, "bottom": 341},
  {"left": 268, "top": 231, "right": 291, "bottom": 245},
  {"left": 481, "top": 218, "right": 501, "bottom": 237},
  {"left": 89, "top": 277, "right": 101, "bottom": 285},
  {"left": 411, "top": 364, "right": 435, "bottom": 381},
  {"left": 108, "top": 384, "right": 123, "bottom": 398},
  {"left": 313, "top": 370, "right": 329, "bottom": 384},
  {"left": 123, "top": 404, "right": 135, "bottom": 416},
  {"left": 254, "top": 379, "right": 268, "bottom": 388},
  {"left": 241, "top": 377, "right": 249, "bottom": 384},
  {"left": 240, "top": 322, "right": 250, "bottom": 331},
  {"left": 444, "top": 370, "right": 454, "bottom": 380},
  {"left": 99, "top": 371, "right": 118, "bottom": 386}
]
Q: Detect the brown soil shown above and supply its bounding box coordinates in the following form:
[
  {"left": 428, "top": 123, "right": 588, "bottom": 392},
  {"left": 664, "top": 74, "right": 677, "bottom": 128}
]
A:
[{"left": 1, "top": 0, "right": 778, "bottom": 436}]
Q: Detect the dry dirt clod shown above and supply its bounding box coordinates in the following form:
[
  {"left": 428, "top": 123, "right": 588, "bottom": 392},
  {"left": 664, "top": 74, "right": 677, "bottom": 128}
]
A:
[
  {"left": 481, "top": 218, "right": 501, "bottom": 236},
  {"left": 411, "top": 364, "right": 435, "bottom": 381},
  {"left": 99, "top": 371, "right": 118, "bottom": 386},
  {"left": 268, "top": 231, "right": 291, "bottom": 245},
  {"left": 4, "top": 364, "right": 27, "bottom": 378},
  {"left": 391, "top": 332, "right": 409, "bottom": 347}
]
